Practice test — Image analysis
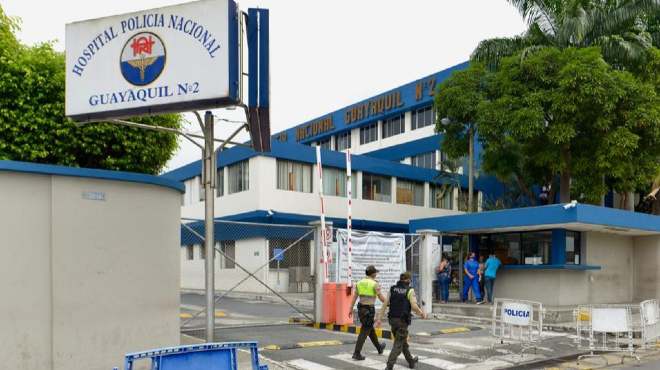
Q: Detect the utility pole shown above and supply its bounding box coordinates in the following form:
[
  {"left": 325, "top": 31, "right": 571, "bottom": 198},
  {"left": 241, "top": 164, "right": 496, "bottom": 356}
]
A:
[{"left": 202, "top": 111, "right": 216, "bottom": 342}]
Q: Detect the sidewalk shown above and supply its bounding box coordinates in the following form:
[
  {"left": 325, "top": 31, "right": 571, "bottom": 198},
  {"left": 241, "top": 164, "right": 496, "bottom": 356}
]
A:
[{"left": 182, "top": 289, "right": 314, "bottom": 309}]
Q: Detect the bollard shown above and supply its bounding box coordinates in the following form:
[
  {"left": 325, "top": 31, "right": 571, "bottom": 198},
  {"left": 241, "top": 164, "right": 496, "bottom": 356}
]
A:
[{"left": 334, "top": 283, "right": 354, "bottom": 325}]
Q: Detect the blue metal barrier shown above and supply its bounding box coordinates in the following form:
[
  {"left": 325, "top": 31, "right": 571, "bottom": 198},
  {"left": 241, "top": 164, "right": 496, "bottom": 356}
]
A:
[{"left": 114, "top": 342, "right": 268, "bottom": 370}]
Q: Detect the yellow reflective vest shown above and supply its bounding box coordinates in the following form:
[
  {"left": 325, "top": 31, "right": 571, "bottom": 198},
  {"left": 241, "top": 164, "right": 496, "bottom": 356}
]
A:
[{"left": 356, "top": 278, "right": 378, "bottom": 296}]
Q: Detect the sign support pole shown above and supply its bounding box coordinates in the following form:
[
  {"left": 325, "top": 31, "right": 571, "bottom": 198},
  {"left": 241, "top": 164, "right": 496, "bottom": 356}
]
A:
[{"left": 202, "top": 111, "right": 216, "bottom": 342}]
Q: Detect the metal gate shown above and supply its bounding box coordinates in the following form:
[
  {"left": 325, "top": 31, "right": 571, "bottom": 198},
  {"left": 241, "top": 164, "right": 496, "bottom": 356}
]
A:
[{"left": 178, "top": 219, "right": 316, "bottom": 338}]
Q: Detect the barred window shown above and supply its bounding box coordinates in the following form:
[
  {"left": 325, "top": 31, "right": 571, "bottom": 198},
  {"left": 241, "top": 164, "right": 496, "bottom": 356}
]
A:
[
  {"left": 411, "top": 106, "right": 434, "bottom": 130},
  {"left": 198, "top": 176, "right": 205, "bottom": 201},
  {"left": 269, "top": 239, "right": 311, "bottom": 268},
  {"left": 322, "top": 167, "right": 357, "bottom": 198},
  {"left": 317, "top": 137, "right": 332, "bottom": 150},
  {"left": 216, "top": 168, "right": 224, "bottom": 197},
  {"left": 186, "top": 245, "right": 194, "bottom": 260},
  {"left": 277, "top": 160, "right": 313, "bottom": 193},
  {"left": 216, "top": 241, "right": 235, "bottom": 269},
  {"left": 411, "top": 152, "right": 436, "bottom": 169},
  {"left": 335, "top": 131, "right": 351, "bottom": 151},
  {"left": 396, "top": 180, "right": 424, "bottom": 206},
  {"left": 228, "top": 160, "right": 249, "bottom": 194},
  {"left": 359, "top": 122, "right": 378, "bottom": 145},
  {"left": 382, "top": 114, "right": 405, "bottom": 139}
]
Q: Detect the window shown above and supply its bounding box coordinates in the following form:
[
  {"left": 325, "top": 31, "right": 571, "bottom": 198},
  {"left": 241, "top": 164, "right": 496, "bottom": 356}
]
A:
[
  {"left": 359, "top": 122, "right": 378, "bottom": 145},
  {"left": 186, "top": 245, "right": 194, "bottom": 260},
  {"left": 382, "top": 114, "right": 405, "bottom": 139},
  {"left": 489, "top": 233, "right": 522, "bottom": 265},
  {"left": 199, "top": 244, "right": 206, "bottom": 260},
  {"left": 396, "top": 180, "right": 424, "bottom": 206},
  {"left": 429, "top": 184, "right": 453, "bottom": 210},
  {"left": 335, "top": 131, "right": 351, "bottom": 151},
  {"left": 198, "top": 176, "right": 205, "bottom": 201},
  {"left": 269, "top": 239, "right": 311, "bottom": 268},
  {"left": 362, "top": 173, "right": 391, "bottom": 202},
  {"left": 216, "top": 241, "right": 235, "bottom": 269},
  {"left": 521, "top": 231, "right": 551, "bottom": 265},
  {"left": 317, "top": 137, "right": 332, "bottom": 150},
  {"left": 411, "top": 152, "right": 436, "bottom": 169},
  {"left": 277, "top": 160, "right": 313, "bottom": 193},
  {"left": 566, "top": 231, "right": 581, "bottom": 264},
  {"left": 411, "top": 106, "right": 435, "bottom": 130},
  {"left": 216, "top": 168, "right": 224, "bottom": 197},
  {"left": 228, "top": 160, "right": 249, "bottom": 194},
  {"left": 322, "top": 167, "right": 357, "bottom": 198}
]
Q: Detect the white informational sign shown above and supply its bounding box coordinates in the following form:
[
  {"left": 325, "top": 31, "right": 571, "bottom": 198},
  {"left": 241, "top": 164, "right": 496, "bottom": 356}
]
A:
[
  {"left": 592, "top": 308, "right": 630, "bottom": 333},
  {"left": 65, "top": 0, "right": 239, "bottom": 121},
  {"left": 501, "top": 301, "right": 532, "bottom": 326},
  {"left": 336, "top": 229, "right": 406, "bottom": 307}
]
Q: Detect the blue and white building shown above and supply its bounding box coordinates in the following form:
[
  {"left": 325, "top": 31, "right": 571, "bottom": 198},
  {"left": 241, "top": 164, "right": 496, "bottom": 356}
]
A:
[{"left": 163, "top": 62, "right": 660, "bottom": 306}]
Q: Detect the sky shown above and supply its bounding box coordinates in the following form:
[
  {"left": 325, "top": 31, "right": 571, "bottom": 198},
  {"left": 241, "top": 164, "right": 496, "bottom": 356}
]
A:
[{"left": 2, "top": 0, "right": 527, "bottom": 172}]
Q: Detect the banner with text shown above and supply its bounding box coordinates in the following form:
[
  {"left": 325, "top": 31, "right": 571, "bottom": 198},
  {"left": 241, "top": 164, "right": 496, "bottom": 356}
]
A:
[{"left": 336, "top": 229, "right": 406, "bottom": 304}]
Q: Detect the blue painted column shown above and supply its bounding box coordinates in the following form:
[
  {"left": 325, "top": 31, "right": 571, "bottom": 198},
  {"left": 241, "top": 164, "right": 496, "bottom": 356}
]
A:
[{"left": 551, "top": 229, "right": 566, "bottom": 265}]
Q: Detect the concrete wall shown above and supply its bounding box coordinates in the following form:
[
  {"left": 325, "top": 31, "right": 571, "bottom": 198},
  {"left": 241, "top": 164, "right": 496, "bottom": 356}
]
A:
[
  {"left": 633, "top": 235, "right": 660, "bottom": 301},
  {"left": 0, "top": 172, "right": 181, "bottom": 370},
  {"left": 181, "top": 238, "right": 269, "bottom": 293},
  {"left": 495, "top": 231, "right": 635, "bottom": 306}
]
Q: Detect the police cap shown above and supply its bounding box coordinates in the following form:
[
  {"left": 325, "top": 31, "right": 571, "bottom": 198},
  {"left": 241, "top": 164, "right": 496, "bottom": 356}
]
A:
[{"left": 365, "top": 265, "right": 379, "bottom": 276}]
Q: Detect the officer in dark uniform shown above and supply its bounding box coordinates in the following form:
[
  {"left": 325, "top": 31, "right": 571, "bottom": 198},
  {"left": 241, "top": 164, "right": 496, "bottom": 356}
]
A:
[
  {"left": 348, "top": 265, "right": 387, "bottom": 360},
  {"left": 377, "top": 271, "right": 427, "bottom": 370}
]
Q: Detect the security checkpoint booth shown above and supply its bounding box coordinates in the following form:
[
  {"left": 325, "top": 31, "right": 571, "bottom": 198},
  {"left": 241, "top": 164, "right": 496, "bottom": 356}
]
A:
[{"left": 409, "top": 203, "right": 660, "bottom": 308}]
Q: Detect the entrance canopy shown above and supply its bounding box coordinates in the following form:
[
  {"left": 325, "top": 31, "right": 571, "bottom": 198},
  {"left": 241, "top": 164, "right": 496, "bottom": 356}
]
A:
[{"left": 410, "top": 203, "right": 660, "bottom": 237}]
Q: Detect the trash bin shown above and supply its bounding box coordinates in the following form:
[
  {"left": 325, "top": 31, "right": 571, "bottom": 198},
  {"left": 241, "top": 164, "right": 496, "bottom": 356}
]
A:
[
  {"left": 322, "top": 282, "right": 337, "bottom": 323},
  {"left": 334, "top": 283, "right": 354, "bottom": 325}
]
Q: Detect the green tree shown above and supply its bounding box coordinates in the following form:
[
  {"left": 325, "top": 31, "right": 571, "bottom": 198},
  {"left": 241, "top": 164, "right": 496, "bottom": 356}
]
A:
[
  {"left": 0, "top": 7, "right": 182, "bottom": 175},
  {"left": 477, "top": 47, "right": 659, "bottom": 204},
  {"left": 472, "top": 0, "right": 660, "bottom": 70}
]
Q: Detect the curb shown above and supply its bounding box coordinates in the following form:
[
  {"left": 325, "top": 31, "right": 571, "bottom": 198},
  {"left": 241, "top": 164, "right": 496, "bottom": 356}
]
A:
[
  {"left": 300, "top": 321, "right": 478, "bottom": 339},
  {"left": 261, "top": 339, "right": 354, "bottom": 351}
]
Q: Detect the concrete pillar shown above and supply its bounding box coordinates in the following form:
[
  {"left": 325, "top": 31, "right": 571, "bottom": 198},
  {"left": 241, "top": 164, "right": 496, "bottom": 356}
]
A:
[
  {"left": 391, "top": 177, "right": 397, "bottom": 204},
  {"left": 423, "top": 182, "right": 430, "bottom": 208},
  {"left": 310, "top": 220, "right": 333, "bottom": 323},
  {"left": 417, "top": 229, "right": 439, "bottom": 315}
]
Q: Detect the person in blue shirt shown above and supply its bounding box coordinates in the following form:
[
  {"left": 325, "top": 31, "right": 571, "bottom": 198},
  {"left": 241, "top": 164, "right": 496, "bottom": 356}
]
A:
[
  {"left": 484, "top": 254, "right": 502, "bottom": 304},
  {"left": 462, "top": 252, "right": 482, "bottom": 304}
]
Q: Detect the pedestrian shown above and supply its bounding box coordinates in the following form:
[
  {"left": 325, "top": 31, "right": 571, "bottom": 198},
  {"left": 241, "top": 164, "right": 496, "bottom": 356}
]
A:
[
  {"left": 377, "top": 272, "right": 427, "bottom": 370},
  {"left": 436, "top": 255, "right": 451, "bottom": 303},
  {"left": 484, "top": 253, "right": 502, "bottom": 304},
  {"left": 477, "top": 255, "right": 485, "bottom": 301},
  {"left": 348, "top": 265, "right": 387, "bottom": 360},
  {"left": 462, "top": 252, "right": 483, "bottom": 304}
]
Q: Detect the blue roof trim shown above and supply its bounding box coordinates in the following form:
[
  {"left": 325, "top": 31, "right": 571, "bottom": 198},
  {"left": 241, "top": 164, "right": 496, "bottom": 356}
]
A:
[
  {"left": 0, "top": 160, "right": 184, "bottom": 192},
  {"left": 502, "top": 264, "right": 601, "bottom": 271},
  {"left": 364, "top": 135, "right": 443, "bottom": 161},
  {"left": 409, "top": 204, "right": 660, "bottom": 234},
  {"left": 162, "top": 141, "right": 477, "bottom": 189},
  {"left": 181, "top": 209, "right": 409, "bottom": 245}
]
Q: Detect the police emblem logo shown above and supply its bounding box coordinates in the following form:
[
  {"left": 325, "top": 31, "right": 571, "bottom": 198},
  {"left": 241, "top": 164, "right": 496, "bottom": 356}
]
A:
[{"left": 120, "top": 32, "right": 166, "bottom": 86}]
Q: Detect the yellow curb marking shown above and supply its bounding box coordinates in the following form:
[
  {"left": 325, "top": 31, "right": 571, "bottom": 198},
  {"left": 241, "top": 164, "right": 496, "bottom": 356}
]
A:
[
  {"left": 179, "top": 313, "right": 193, "bottom": 319},
  {"left": 439, "top": 327, "right": 470, "bottom": 334},
  {"left": 340, "top": 325, "right": 349, "bottom": 332},
  {"left": 297, "top": 340, "right": 343, "bottom": 348},
  {"left": 214, "top": 311, "right": 226, "bottom": 318},
  {"left": 262, "top": 345, "right": 280, "bottom": 350}
]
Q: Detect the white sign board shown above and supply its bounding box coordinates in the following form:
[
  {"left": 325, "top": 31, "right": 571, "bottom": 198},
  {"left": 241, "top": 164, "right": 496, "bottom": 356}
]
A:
[
  {"left": 501, "top": 301, "right": 532, "bottom": 326},
  {"left": 592, "top": 308, "right": 629, "bottom": 333},
  {"left": 336, "top": 229, "right": 406, "bottom": 307},
  {"left": 65, "top": 0, "right": 239, "bottom": 121}
]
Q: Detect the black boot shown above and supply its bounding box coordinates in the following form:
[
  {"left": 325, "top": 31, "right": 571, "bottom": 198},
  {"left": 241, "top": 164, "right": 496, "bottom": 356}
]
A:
[
  {"left": 352, "top": 353, "right": 365, "bottom": 361},
  {"left": 408, "top": 356, "right": 419, "bottom": 369},
  {"left": 377, "top": 342, "right": 387, "bottom": 355}
]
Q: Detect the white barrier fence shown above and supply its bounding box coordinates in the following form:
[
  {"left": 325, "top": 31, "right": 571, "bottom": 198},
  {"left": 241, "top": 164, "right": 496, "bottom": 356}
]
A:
[
  {"left": 641, "top": 299, "right": 659, "bottom": 349},
  {"left": 492, "top": 298, "right": 543, "bottom": 354}
]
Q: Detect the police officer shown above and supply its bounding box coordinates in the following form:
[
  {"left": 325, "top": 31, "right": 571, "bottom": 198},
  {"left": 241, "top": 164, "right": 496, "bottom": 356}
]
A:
[
  {"left": 348, "top": 265, "right": 387, "bottom": 360},
  {"left": 377, "top": 272, "right": 427, "bottom": 370}
]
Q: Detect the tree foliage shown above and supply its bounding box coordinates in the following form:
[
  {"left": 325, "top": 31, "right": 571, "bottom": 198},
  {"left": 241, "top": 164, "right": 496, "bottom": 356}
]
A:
[
  {"left": 0, "top": 7, "right": 182, "bottom": 175},
  {"left": 477, "top": 47, "right": 659, "bottom": 204},
  {"left": 472, "top": 0, "right": 660, "bottom": 70}
]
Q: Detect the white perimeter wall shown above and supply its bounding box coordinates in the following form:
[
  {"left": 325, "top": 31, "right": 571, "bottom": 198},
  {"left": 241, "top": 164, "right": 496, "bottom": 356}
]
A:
[
  {"left": 633, "top": 235, "right": 660, "bottom": 301},
  {"left": 0, "top": 172, "right": 181, "bottom": 370}
]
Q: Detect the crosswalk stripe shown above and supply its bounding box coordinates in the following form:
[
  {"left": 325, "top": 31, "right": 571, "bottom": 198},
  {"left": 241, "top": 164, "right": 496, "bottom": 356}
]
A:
[
  {"left": 285, "top": 359, "right": 335, "bottom": 370},
  {"left": 415, "top": 346, "right": 482, "bottom": 361},
  {"left": 420, "top": 358, "right": 466, "bottom": 369},
  {"left": 329, "top": 353, "right": 408, "bottom": 370},
  {"left": 443, "top": 341, "right": 487, "bottom": 350}
]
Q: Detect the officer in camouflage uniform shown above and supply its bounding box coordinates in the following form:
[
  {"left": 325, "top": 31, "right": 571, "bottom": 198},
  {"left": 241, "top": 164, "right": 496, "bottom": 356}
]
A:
[
  {"left": 377, "top": 271, "right": 427, "bottom": 369},
  {"left": 348, "top": 265, "right": 387, "bottom": 360}
]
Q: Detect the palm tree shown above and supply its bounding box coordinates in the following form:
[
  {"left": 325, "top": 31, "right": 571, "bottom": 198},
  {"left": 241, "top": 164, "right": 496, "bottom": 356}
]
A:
[{"left": 472, "top": 0, "right": 660, "bottom": 69}]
